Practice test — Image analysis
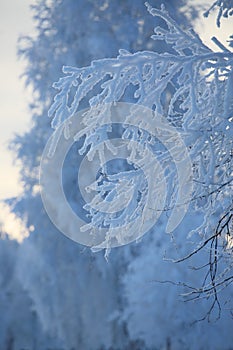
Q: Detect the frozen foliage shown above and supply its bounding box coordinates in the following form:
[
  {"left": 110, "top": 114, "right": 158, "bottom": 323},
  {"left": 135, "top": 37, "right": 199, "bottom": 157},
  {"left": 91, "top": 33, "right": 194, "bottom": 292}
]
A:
[
  {"left": 49, "top": 1, "right": 233, "bottom": 310},
  {"left": 7, "top": 1, "right": 190, "bottom": 349},
  {"left": 2, "top": 1, "right": 233, "bottom": 349}
]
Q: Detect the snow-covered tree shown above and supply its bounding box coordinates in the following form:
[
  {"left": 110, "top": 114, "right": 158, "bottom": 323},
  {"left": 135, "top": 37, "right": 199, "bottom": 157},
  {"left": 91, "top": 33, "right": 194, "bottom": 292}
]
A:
[
  {"left": 6, "top": 1, "right": 190, "bottom": 348},
  {"left": 47, "top": 0, "right": 233, "bottom": 306},
  {"left": 2, "top": 0, "right": 233, "bottom": 349}
]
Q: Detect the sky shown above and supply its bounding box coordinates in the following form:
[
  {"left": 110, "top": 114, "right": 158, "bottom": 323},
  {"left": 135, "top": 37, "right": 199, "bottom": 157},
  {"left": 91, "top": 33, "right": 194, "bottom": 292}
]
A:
[
  {"left": 191, "top": 0, "right": 233, "bottom": 51},
  {"left": 0, "top": 0, "right": 232, "bottom": 238},
  {"left": 0, "top": 0, "right": 34, "bottom": 201}
]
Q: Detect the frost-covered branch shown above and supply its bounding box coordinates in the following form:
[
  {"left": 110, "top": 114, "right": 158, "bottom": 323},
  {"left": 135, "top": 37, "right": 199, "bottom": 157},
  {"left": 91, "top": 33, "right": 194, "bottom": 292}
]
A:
[{"left": 48, "top": 2, "right": 233, "bottom": 313}]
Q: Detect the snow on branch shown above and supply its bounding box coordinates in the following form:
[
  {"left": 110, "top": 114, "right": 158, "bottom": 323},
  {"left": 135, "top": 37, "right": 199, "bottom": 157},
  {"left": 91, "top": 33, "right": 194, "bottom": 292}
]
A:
[
  {"left": 47, "top": 3, "right": 233, "bottom": 306},
  {"left": 48, "top": 4, "right": 233, "bottom": 204}
]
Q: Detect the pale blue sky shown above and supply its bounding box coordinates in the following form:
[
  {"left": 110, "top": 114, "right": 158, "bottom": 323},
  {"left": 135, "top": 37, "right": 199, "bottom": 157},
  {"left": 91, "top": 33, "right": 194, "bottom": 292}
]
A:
[{"left": 0, "top": 0, "right": 34, "bottom": 200}]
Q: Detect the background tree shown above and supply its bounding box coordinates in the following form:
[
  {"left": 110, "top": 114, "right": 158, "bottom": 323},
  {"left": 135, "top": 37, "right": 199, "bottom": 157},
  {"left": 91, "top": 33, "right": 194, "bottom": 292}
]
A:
[{"left": 1, "top": 1, "right": 233, "bottom": 349}]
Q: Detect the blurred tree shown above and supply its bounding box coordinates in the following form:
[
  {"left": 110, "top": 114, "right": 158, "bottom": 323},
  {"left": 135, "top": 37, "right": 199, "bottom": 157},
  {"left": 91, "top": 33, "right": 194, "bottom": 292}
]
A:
[{"left": 2, "top": 1, "right": 233, "bottom": 349}]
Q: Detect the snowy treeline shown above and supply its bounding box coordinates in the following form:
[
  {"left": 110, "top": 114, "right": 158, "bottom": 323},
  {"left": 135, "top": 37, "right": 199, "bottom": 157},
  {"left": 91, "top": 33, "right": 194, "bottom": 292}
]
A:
[{"left": 1, "top": 1, "right": 233, "bottom": 349}]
